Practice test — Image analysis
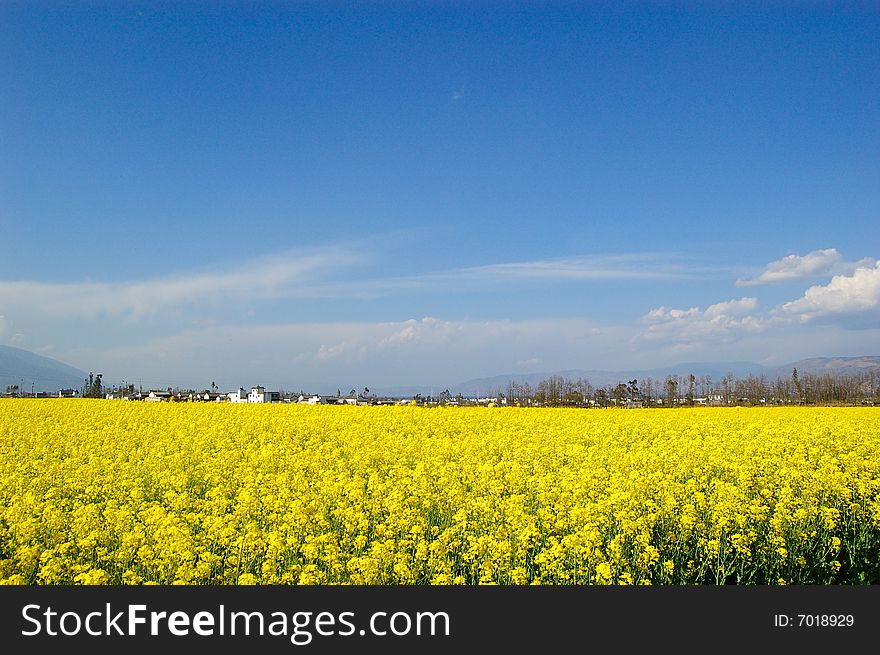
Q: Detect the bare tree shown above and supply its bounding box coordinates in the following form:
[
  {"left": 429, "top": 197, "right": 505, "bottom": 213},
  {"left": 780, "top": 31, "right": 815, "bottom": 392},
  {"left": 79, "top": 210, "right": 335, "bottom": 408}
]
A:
[{"left": 665, "top": 376, "right": 678, "bottom": 407}]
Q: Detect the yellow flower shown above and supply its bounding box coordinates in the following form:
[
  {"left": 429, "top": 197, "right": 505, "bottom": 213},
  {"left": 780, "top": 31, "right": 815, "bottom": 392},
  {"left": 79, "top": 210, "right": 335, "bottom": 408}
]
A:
[
  {"left": 0, "top": 401, "right": 877, "bottom": 586},
  {"left": 73, "top": 568, "right": 110, "bottom": 585}
]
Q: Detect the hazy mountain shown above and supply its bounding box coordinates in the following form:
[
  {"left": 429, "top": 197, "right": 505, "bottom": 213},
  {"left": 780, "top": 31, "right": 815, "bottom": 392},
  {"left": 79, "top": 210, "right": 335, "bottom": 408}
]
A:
[
  {"left": 777, "top": 356, "right": 880, "bottom": 378},
  {"left": 0, "top": 346, "right": 87, "bottom": 393}
]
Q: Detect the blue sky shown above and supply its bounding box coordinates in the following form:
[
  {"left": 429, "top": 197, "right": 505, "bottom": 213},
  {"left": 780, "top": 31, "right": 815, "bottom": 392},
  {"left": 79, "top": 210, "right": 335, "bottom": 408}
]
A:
[{"left": 1, "top": 2, "right": 878, "bottom": 391}]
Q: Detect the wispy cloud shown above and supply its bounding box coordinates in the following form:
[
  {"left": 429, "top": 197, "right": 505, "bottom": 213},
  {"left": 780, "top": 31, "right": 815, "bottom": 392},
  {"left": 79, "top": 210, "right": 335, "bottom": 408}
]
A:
[
  {"left": 0, "top": 247, "right": 361, "bottom": 319},
  {"left": 458, "top": 254, "right": 692, "bottom": 281},
  {"left": 736, "top": 248, "right": 842, "bottom": 286},
  {"left": 0, "top": 249, "right": 721, "bottom": 319},
  {"left": 344, "top": 253, "right": 708, "bottom": 297}
]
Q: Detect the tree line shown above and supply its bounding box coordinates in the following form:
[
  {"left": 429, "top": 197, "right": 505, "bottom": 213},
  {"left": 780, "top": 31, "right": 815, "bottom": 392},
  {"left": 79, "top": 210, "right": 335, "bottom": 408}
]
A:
[{"left": 496, "top": 368, "right": 880, "bottom": 407}]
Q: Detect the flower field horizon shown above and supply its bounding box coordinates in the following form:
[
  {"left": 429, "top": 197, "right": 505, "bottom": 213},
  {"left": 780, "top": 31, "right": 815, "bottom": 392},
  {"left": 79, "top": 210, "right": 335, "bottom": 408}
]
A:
[{"left": 1, "top": 400, "right": 878, "bottom": 585}]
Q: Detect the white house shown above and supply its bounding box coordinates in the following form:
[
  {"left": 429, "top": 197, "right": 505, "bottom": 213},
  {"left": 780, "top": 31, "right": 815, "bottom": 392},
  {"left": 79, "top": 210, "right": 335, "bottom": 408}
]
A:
[
  {"left": 248, "top": 386, "right": 281, "bottom": 403},
  {"left": 227, "top": 388, "right": 248, "bottom": 403}
]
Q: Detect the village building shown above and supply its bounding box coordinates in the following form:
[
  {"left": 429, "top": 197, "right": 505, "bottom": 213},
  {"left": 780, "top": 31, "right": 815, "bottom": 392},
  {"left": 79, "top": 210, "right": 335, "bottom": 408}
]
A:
[{"left": 247, "top": 386, "right": 282, "bottom": 403}]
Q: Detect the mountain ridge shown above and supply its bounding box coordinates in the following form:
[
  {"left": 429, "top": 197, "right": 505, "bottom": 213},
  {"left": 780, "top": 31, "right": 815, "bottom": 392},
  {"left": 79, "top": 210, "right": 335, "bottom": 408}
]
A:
[{"left": 0, "top": 345, "right": 88, "bottom": 392}]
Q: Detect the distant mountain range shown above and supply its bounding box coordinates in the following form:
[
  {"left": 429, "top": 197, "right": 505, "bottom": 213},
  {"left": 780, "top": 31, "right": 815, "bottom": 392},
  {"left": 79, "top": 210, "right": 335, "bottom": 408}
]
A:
[{"left": 0, "top": 346, "right": 87, "bottom": 393}]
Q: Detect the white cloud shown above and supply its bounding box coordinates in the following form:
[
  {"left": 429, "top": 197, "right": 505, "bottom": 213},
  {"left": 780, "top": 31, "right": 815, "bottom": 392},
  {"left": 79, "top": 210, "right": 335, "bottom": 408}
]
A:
[
  {"left": 736, "top": 248, "right": 842, "bottom": 286},
  {"left": 375, "top": 317, "right": 454, "bottom": 350},
  {"left": 779, "top": 261, "right": 880, "bottom": 322},
  {"left": 315, "top": 343, "right": 352, "bottom": 361},
  {"left": 641, "top": 297, "right": 763, "bottom": 342},
  {"left": 704, "top": 297, "right": 758, "bottom": 317}
]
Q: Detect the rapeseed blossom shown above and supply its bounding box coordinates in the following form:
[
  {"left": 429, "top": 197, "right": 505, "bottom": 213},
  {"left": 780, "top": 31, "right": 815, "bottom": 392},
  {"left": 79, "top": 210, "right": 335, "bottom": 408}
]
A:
[{"left": 0, "top": 401, "right": 878, "bottom": 585}]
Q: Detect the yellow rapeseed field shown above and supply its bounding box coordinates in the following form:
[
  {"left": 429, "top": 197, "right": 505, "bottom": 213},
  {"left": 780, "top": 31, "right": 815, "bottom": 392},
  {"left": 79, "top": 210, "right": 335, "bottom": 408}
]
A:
[{"left": 1, "top": 400, "right": 878, "bottom": 585}]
